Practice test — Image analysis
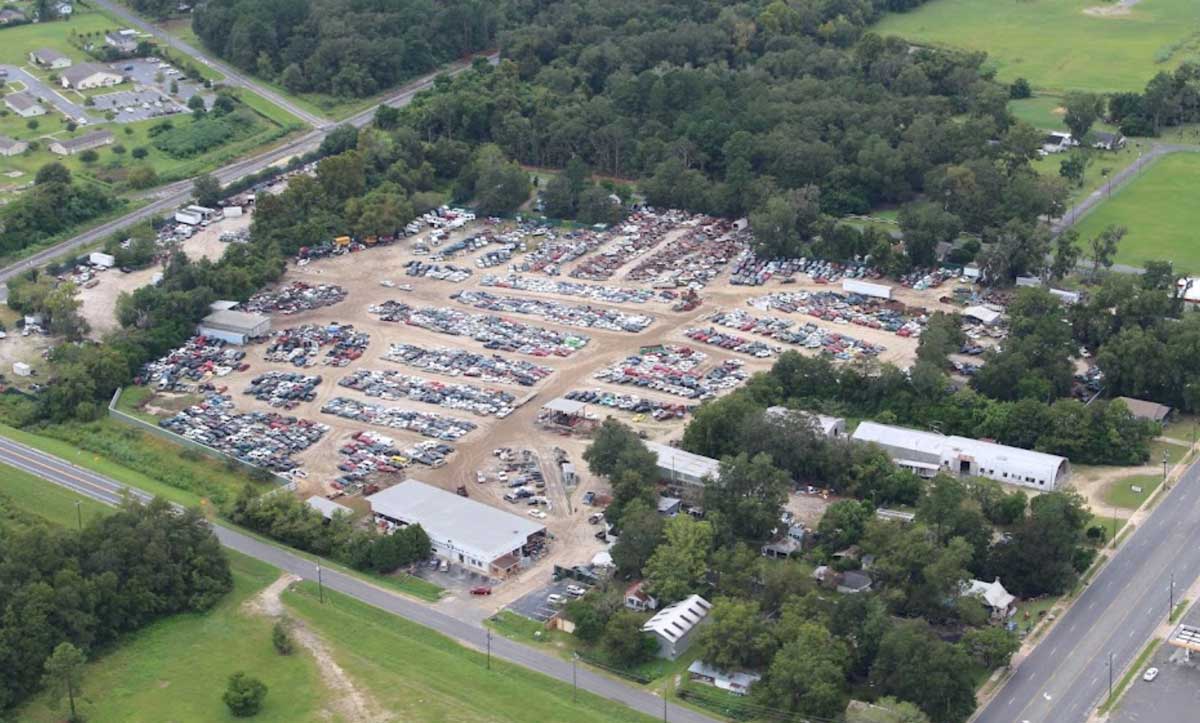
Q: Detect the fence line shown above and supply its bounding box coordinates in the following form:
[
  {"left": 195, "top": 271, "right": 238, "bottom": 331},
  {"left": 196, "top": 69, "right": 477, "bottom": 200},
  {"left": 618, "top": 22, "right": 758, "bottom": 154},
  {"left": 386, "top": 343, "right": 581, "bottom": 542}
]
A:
[{"left": 107, "top": 387, "right": 297, "bottom": 492}]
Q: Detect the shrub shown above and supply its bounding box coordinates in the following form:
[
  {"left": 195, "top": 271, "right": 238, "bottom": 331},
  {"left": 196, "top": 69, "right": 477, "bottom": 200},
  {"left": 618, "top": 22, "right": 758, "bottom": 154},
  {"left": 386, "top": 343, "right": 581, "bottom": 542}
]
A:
[
  {"left": 271, "top": 620, "right": 293, "bottom": 655},
  {"left": 223, "top": 672, "right": 267, "bottom": 717}
]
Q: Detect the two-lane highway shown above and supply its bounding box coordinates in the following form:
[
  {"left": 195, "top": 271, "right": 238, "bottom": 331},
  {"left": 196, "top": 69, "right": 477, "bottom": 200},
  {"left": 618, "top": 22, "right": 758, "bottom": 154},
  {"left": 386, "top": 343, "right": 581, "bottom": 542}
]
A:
[
  {"left": 0, "top": 434, "right": 716, "bottom": 723},
  {"left": 976, "top": 456, "right": 1200, "bottom": 723}
]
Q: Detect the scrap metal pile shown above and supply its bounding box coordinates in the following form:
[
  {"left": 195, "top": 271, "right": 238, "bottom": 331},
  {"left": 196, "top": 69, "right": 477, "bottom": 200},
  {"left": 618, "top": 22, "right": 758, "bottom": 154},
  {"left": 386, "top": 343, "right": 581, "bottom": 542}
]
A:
[
  {"left": 480, "top": 274, "right": 662, "bottom": 305},
  {"left": 684, "top": 326, "right": 778, "bottom": 358},
  {"left": 160, "top": 393, "right": 328, "bottom": 473},
  {"left": 338, "top": 368, "right": 519, "bottom": 418},
  {"left": 626, "top": 221, "right": 747, "bottom": 287},
  {"left": 451, "top": 290, "right": 653, "bottom": 333},
  {"left": 243, "top": 371, "right": 322, "bottom": 407},
  {"left": 567, "top": 210, "right": 692, "bottom": 280},
  {"left": 748, "top": 291, "right": 924, "bottom": 337},
  {"left": 381, "top": 344, "right": 553, "bottom": 387},
  {"left": 709, "top": 309, "right": 885, "bottom": 359},
  {"left": 405, "top": 260, "right": 473, "bottom": 283},
  {"left": 320, "top": 396, "right": 477, "bottom": 440},
  {"left": 243, "top": 282, "right": 348, "bottom": 315},
  {"left": 368, "top": 301, "right": 591, "bottom": 357},
  {"left": 564, "top": 389, "right": 690, "bottom": 420},
  {"left": 136, "top": 336, "right": 247, "bottom": 391},
  {"left": 263, "top": 324, "right": 369, "bottom": 367},
  {"left": 592, "top": 345, "right": 747, "bottom": 399}
]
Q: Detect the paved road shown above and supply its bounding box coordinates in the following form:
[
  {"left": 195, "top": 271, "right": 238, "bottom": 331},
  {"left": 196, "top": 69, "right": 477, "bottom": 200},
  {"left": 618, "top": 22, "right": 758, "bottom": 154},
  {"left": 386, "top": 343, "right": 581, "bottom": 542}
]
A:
[
  {"left": 1115, "top": 598, "right": 1200, "bottom": 723},
  {"left": 0, "top": 434, "right": 715, "bottom": 723},
  {"left": 89, "top": 0, "right": 327, "bottom": 128},
  {"left": 0, "top": 53, "right": 486, "bottom": 299},
  {"left": 975, "top": 457, "right": 1200, "bottom": 723}
]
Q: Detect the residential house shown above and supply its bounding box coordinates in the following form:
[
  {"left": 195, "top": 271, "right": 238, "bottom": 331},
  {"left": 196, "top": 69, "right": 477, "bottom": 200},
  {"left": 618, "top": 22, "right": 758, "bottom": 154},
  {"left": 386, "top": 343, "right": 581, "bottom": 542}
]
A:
[
  {"left": 49, "top": 129, "right": 115, "bottom": 156},
  {"left": 105, "top": 29, "right": 140, "bottom": 54},
  {"left": 4, "top": 92, "right": 44, "bottom": 118},
  {"left": 1092, "top": 131, "right": 1127, "bottom": 151},
  {"left": 1115, "top": 397, "right": 1172, "bottom": 424},
  {"left": 55, "top": 2, "right": 74, "bottom": 17},
  {"left": 0, "top": 135, "right": 28, "bottom": 157},
  {"left": 29, "top": 48, "right": 72, "bottom": 70},
  {"left": 642, "top": 594, "right": 712, "bottom": 659},
  {"left": 761, "top": 524, "right": 805, "bottom": 559},
  {"left": 1040, "top": 131, "right": 1076, "bottom": 155},
  {"left": 963, "top": 578, "right": 1016, "bottom": 620},
  {"left": 687, "top": 661, "right": 761, "bottom": 696},
  {"left": 61, "top": 63, "right": 122, "bottom": 90},
  {"left": 624, "top": 581, "right": 657, "bottom": 612},
  {"left": 837, "top": 570, "right": 873, "bottom": 594}
]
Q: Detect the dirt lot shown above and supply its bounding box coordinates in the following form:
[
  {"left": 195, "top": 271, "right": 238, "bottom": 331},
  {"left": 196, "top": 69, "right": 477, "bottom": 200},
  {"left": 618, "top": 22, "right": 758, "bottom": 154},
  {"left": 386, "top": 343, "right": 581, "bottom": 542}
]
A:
[
  {"left": 132, "top": 214, "right": 982, "bottom": 607},
  {"left": 78, "top": 215, "right": 252, "bottom": 336}
]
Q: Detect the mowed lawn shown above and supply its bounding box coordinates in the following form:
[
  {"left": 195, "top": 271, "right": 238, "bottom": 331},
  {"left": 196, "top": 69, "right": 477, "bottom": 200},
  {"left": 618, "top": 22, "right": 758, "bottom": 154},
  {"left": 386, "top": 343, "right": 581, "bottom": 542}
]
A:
[
  {"left": 0, "top": 461, "right": 110, "bottom": 527},
  {"left": 19, "top": 553, "right": 331, "bottom": 723},
  {"left": 1073, "top": 151, "right": 1200, "bottom": 272},
  {"left": 875, "top": 0, "right": 1200, "bottom": 93},
  {"left": 285, "top": 581, "right": 657, "bottom": 723}
]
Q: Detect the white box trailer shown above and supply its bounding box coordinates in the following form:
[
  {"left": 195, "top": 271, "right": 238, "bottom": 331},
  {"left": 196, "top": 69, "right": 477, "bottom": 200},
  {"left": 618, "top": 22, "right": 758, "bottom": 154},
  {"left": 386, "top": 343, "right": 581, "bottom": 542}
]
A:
[
  {"left": 223, "top": 205, "right": 244, "bottom": 218},
  {"left": 88, "top": 252, "right": 115, "bottom": 268},
  {"left": 842, "top": 278, "right": 892, "bottom": 300},
  {"left": 175, "top": 210, "right": 203, "bottom": 225},
  {"left": 12, "top": 362, "right": 31, "bottom": 377}
]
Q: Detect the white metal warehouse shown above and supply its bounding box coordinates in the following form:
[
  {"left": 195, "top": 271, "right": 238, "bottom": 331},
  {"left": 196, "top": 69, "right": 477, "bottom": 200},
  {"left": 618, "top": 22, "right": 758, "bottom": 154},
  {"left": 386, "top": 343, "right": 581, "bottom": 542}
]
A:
[
  {"left": 644, "top": 440, "right": 720, "bottom": 489},
  {"left": 765, "top": 406, "right": 846, "bottom": 438},
  {"left": 851, "top": 421, "right": 1070, "bottom": 490},
  {"left": 642, "top": 594, "right": 713, "bottom": 659},
  {"left": 366, "top": 480, "right": 546, "bottom": 577},
  {"left": 197, "top": 309, "right": 271, "bottom": 345}
]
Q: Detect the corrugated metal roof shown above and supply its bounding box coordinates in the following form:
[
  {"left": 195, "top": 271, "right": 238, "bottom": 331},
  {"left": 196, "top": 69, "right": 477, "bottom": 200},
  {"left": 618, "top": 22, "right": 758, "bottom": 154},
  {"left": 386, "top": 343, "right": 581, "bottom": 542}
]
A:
[
  {"left": 542, "top": 397, "right": 587, "bottom": 415},
  {"left": 644, "top": 441, "right": 720, "bottom": 482},
  {"left": 366, "top": 480, "right": 544, "bottom": 562},
  {"left": 305, "top": 495, "right": 351, "bottom": 520},
  {"left": 642, "top": 594, "right": 712, "bottom": 642}
]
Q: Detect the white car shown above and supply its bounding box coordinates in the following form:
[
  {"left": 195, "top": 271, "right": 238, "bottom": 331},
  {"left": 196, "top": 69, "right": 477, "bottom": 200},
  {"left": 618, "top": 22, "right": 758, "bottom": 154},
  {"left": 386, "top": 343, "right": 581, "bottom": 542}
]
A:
[
  {"left": 1143, "top": 667, "right": 1159, "bottom": 682},
  {"left": 565, "top": 584, "right": 586, "bottom": 597},
  {"left": 528, "top": 510, "right": 547, "bottom": 520},
  {"left": 546, "top": 593, "right": 566, "bottom": 605}
]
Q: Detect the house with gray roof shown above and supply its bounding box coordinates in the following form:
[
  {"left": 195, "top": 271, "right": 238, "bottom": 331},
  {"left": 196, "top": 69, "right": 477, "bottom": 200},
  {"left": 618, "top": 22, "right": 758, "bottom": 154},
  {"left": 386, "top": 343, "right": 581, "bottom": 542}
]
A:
[
  {"left": 4, "top": 92, "right": 44, "bottom": 118},
  {"left": 28, "top": 48, "right": 71, "bottom": 69},
  {"left": 0, "top": 135, "right": 28, "bottom": 157},
  {"left": 49, "top": 130, "right": 115, "bottom": 156}
]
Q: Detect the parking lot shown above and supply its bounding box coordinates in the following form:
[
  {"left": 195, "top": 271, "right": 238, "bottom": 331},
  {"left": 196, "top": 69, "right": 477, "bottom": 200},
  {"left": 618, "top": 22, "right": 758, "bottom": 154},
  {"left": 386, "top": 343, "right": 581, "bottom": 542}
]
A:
[
  {"left": 507, "top": 578, "right": 586, "bottom": 623},
  {"left": 89, "top": 87, "right": 183, "bottom": 123},
  {"left": 1115, "top": 603, "right": 1200, "bottom": 723}
]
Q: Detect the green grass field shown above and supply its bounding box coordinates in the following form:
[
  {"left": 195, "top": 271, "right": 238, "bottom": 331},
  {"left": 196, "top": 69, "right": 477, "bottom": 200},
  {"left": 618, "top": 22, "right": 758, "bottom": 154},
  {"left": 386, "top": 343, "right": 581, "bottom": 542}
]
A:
[
  {"left": 285, "top": 581, "right": 656, "bottom": 723},
  {"left": 1073, "top": 151, "right": 1200, "bottom": 272},
  {"left": 0, "top": 461, "right": 110, "bottom": 527},
  {"left": 1102, "top": 473, "right": 1162, "bottom": 510},
  {"left": 18, "top": 553, "right": 331, "bottom": 723},
  {"left": 876, "top": 0, "right": 1200, "bottom": 93},
  {"left": 0, "top": 9, "right": 115, "bottom": 67}
]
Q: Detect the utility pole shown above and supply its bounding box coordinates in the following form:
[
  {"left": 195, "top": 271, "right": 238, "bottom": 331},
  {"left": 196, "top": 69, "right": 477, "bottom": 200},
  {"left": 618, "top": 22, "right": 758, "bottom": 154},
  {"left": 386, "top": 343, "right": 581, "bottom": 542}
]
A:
[
  {"left": 572, "top": 654, "right": 577, "bottom": 702},
  {"left": 316, "top": 561, "right": 324, "bottom": 604},
  {"left": 1171, "top": 572, "right": 1176, "bottom": 617},
  {"left": 74, "top": 500, "right": 82, "bottom": 530},
  {"left": 1164, "top": 450, "right": 1170, "bottom": 490},
  {"left": 1108, "top": 651, "right": 1114, "bottom": 703},
  {"left": 486, "top": 629, "right": 492, "bottom": 670}
]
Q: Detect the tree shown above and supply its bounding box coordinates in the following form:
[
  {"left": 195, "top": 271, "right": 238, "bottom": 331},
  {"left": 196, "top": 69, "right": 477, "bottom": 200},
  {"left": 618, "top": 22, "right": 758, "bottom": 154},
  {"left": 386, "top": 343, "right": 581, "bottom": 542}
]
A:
[
  {"left": 695, "top": 598, "right": 775, "bottom": 672},
  {"left": 42, "top": 642, "right": 86, "bottom": 722},
  {"left": 1049, "top": 229, "right": 1081, "bottom": 280},
  {"left": 112, "top": 143, "right": 127, "bottom": 155},
  {"left": 703, "top": 452, "right": 789, "bottom": 544},
  {"left": 610, "top": 499, "right": 663, "bottom": 576},
  {"left": 898, "top": 202, "right": 962, "bottom": 267},
  {"left": 1064, "top": 92, "right": 1103, "bottom": 143},
  {"left": 582, "top": 418, "right": 658, "bottom": 527},
  {"left": 644, "top": 515, "right": 713, "bottom": 602},
  {"left": 1087, "top": 224, "right": 1126, "bottom": 279},
  {"left": 817, "top": 499, "right": 871, "bottom": 552},
  {"left": 27, "top": 118, "right": 39, "bottom": 130},
  {"left": 1009, "top": 78, "right": 1032, "bottom": 100},
  {"left": 960, "top": 627, "right": 1019, "bottom": 670},
  {"left": 601, "top": 611, "right": 657, "bottom": 667},
  {"left": 193, "top": 173, "right": 221, "bottom": 207},
  {"left": 846, "top": 697, "right": 932, "bottom": 723},
  {"left": 1059, "top": 152, "right": 1090, "bottom": 187},
  {"left": 280, "top": 63, "right": 305, "bottom": 93},
  {"left": 169, "top": 79, "right": 178, "bottom": 95},
  {"left": 469, "top": 147, "right": 530, "bottom": 214},
  {"left": 272, "top": 620, "right": 293, "bottom": 655},
  {"left": 128, "top": 165, "right": 159, "bottom": 189},
  {"left": 987, "top": 489, "right": 1090, "bottom": 596},
  {"left": 35, "top": 162, "right": 71, "bottom": 186},
  {"left": 757, "top": 622, "right": 850, "bottom": 718},
  {"left": 374, "top": 104, "right": 401, "bottom": 130},
  {"left": 541, "top": 173, "right": 575, "bottom": 218},
  {"left": 870, "top": 621, "right": 976, "bottom": 723},
  {"left": 224, "top": 672, "right": 268, "bottom": 717},
  {"left": 79, "top": 149, "right": 98, "bottom": 164}
]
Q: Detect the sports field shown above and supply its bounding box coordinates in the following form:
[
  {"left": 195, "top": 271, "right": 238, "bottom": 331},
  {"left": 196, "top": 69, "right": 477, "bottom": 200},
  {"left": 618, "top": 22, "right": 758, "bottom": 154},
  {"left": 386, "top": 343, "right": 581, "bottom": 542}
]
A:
[
  {"left": 1073, "top": 151, "right": 1200, "bottom": 272},
  {"left": 876, "top": 0, "right": 1200, "bottom": 93}
]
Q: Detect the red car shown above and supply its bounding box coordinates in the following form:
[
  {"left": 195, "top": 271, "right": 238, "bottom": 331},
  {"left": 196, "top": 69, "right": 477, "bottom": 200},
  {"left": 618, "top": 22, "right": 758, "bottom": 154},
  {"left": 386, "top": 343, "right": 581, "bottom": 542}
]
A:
[{"left": 470, "top": 586, "right": 492, "bottom": 596}]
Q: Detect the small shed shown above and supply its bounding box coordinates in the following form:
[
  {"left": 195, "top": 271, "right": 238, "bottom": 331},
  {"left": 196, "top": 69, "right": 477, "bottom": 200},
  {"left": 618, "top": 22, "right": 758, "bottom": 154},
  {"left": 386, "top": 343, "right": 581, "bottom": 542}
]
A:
[
  {"left": 687, "top": 661, "right": 761, "bottom": 696},
  {"left": 656, "top": 496, "right": 682, "bottom": 517},
  {"left": 1115, "top": 397, "right": 1172, "bottom": 424},
  {"left": 306, "top": 495, "right": 351, "bottom": 521},
  {"left": 962, "top": 305, "right": 1003, "bottom": 326},
  {"left": 12, "top": 362, "right": 32, "bottom": 377}
]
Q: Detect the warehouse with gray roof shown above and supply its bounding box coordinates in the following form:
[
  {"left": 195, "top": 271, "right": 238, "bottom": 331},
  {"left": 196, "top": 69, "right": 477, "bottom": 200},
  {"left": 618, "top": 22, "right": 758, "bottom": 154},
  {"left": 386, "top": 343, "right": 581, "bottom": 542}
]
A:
[{"left": 851, "top": 421, "right": 1070, "bottom": 490}]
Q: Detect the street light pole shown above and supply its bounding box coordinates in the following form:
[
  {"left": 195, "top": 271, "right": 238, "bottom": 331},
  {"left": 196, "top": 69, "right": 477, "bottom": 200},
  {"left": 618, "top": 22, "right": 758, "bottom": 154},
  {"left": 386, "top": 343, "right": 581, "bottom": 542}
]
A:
[
  {"left": 486, "top": 629, "right": 492, "bottom": 670},
  {"left": 1171, "top": 572, "right": 1175, "bottom": 617},
  {"left": 74, "top": 500, "right": 82, "bottom": 530},
  {"left": 572, "top": 655, "right": 577, "bottom": 702},
  {"left": 1108, "top": 651, "right": 1114, "bottom": 702},
  {"left": 1164, "top": 450, "right": 1170, "bottom": 490},
  {"left": 316, "top": 561, "right": 324, "bottom": 604}
]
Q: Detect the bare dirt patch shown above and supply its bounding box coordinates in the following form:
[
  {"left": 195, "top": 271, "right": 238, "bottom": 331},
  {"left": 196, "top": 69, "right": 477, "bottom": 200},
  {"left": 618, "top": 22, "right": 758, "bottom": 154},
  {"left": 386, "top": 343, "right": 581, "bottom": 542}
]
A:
[
  {"left": 245, "top": 573, "right": 389, "bottom": 723},
  {"left": 1083, "top": 0, "right": 1142, "bottom": 18}
]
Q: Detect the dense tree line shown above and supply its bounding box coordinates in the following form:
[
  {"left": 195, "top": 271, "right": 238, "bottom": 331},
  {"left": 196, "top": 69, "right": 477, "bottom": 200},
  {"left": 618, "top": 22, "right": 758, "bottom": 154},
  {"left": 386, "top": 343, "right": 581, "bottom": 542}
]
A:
[
  {"left": 1108, "top": 62, "right": 1200, "bottom": 136},
  {"left": 228, "top": 485, "right": 432, "bottom": 574},
  {"left": 193, "top": 0, "right": 504, "bottom": 98},
  {"left": 0, "top": 498, "right": 232, "bottom": 714},
  {"left": 0, "top": 164, "right": 121, "bottom": 257}
]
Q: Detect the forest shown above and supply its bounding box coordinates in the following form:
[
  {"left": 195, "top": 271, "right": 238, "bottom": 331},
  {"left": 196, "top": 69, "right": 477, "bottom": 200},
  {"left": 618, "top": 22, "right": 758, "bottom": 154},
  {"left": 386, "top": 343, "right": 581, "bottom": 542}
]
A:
[{"left": 0, "top": 497, "right": 231, "bottom": 714}]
